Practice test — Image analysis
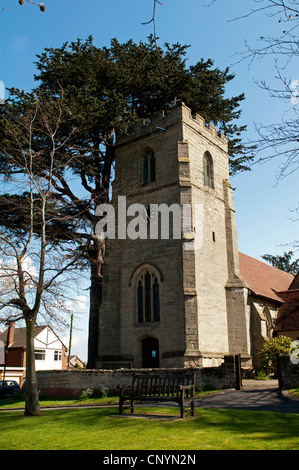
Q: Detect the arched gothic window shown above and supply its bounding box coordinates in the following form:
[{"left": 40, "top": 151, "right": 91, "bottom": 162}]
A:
[
  {"left": 142, "top": 150, "right": 155, "bottom": 185},
  {"left": 137, "top": 270, "right": 160, "bottom": 323},
  {"left": 203, "top": 151, "right": 214, "bottom": 188}
]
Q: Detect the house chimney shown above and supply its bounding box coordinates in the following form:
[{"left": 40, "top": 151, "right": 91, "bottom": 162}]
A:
[{"left": 7, "top": 321, "right": 15, "bottom": 347}]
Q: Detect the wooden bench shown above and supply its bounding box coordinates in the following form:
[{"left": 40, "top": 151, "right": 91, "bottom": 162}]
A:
[
  {"left": 102, "top": 361, "right": 131, "bottom": 370},
  {"left": 119, "top": 372, "right": 196, "bottom": 418}
]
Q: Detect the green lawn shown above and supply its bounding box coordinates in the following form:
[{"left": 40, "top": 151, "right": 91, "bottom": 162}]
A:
[
  {"left": 0, "top": 388, "right": 218, "bottom": 409},
  {"left": 289, "top": 388, "right": 299, "bottom": 399},
  {"left": 1, "top": 390, "right": 298, "bottom": 450},
  {"left": 0, "top": 405, "right": 298, "bottom": 450},
  {"left": 0, "top": 394, "right": 119, "bottom": 409}
]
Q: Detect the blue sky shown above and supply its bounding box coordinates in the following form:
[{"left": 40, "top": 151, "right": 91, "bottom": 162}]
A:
[{"left": 0, "top": 0, "right": 298, "bottom": 359}]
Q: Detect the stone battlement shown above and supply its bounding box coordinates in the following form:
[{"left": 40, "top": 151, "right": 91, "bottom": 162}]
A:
[{"left": 117, "top": 102, "right": 228, "bottom": 151}]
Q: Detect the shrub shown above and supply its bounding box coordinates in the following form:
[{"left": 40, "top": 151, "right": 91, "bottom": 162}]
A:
[
  {"left": 79, "top": 387, "right": 110, "bottom": 400},
  {"left": 100, "top": 387, "right": 109, "bottom": 398},
  {"left": 79, "top": 388, "right": 94, "bottom": 401},
  {"left": 258, "top": 336, "right": 293, "bottom": 376}
]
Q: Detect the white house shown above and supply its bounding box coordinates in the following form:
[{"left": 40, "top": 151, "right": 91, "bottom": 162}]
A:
[{"left": 0, "top": 323, "right": 68, "bottom": 385}]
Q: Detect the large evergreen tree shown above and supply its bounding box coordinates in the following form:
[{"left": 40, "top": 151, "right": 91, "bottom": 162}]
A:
[{"left": 1, "top": 36, "right": 251, "bottom": 367}]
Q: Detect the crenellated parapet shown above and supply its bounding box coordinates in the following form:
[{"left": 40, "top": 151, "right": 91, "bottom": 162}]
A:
[{"left": 117, "top": 102, "right": 228, "bottom": 152}]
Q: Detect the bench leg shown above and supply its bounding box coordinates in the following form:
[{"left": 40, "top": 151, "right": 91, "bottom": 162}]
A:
[
  {"left": 119, "top": 397, "right": 124, "bottom": 415},
  {"left": 130, "top": 399, "right": 135, "bottom": 414},
  {"left": 191, "top": 397, "right": 195, "bottom": 417},
  {"left": 180, "top": 394, "right": 185, "bottom": 419}
]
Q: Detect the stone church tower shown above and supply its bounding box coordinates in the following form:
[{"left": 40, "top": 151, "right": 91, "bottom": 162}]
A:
[{"left": 96, "top": 103, "right": 251, "bottom": 369}]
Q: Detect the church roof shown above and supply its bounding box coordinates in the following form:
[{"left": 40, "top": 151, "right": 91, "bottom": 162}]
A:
[{"left": 239, "top": 252, "right": 294, "bottom": 303}]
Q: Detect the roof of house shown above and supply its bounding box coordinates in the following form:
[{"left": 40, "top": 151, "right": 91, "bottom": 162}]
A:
[
  {"left": 274, "top": 289, "right": 299, "bottom": 332},
  {"left": 274, "top": 273, "right": 299, "bottom": 332},
  {"left": 289, "top": 272, "right": 299, "bottom": 291},
  {"left": 0, "top": 325, "right": 67, "bottom": 349},
  {"left": 0, "top": 325, "right": 47, "bottom": 348},
  {"left": 239, "top": 252, "right": 294, "bottom": 303},
  {"left": 70, "top": 355, "right": 85, "bottom": 366}
]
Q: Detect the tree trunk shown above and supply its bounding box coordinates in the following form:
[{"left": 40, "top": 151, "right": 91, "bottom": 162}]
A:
[
  {"left": 25, "top": 319, "right": 40, "bottom": 416},
  {"left": 87, "top": 140, "right": 114, "bottom": 369},
  {"left": 87, "top": 238, "right": 104, "bottom": 369}
]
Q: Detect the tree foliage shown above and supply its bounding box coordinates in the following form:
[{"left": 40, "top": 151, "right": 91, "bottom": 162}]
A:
[
  {"left": 34, "top": 36, "right": 249, "bottom": 174},
  {"left": 262, "top": 251, "right": 299, "bottom": 275}
]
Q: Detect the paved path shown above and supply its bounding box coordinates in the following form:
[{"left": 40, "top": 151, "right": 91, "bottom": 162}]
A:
[
  {"left": 195, "top": 380, "right": 299, "bottom": 414},
  {"left": 1, "top": 380, "right": 299, "bottom": 415}
]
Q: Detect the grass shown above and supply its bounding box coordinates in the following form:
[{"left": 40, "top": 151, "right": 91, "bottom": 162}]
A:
[
  {"left": 0, "top": 388, "right": 298, "bottom": 450},
  {"left": 0, "top": 387, "right": 218, "bottom": 409},
  {"left": 0, "top": 402, "right": 298, "bottom": 450},
  {"left": 289, "top": 388, "right": 299, "bottom": 399},
  {"left": 0, "top": 393, "right": 119, "bottom": 409}
]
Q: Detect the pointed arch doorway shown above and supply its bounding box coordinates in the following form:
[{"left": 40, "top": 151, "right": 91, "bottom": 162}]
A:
[{"left": 142, "top": 337, "right": 159, "bottom": 368}]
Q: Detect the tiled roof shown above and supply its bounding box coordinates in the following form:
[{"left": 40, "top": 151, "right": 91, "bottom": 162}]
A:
[
  {"left": 0, "top": 325, "right": 47, "bottom": 348},
  {"left": 239, "top": 252, "right": 294, "bottom": 303},
  {"left": 274, "top": 289, "right": 299, "bottom": 332},
  {"left": 289, "top": 272, "right": 299, "bottom": 290}
]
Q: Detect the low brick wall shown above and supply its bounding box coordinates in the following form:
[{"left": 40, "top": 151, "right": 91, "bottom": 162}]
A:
[
  {"left": 36, "top": 356, "right": 236, "bottom": 397},
  {"left": 278, "top": 355, "right": 299, "bottom": 390}
]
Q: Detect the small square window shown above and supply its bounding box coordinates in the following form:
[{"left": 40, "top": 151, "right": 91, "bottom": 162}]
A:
[{"left": 54, "top": 350, "right": 62, "bottom": 361}]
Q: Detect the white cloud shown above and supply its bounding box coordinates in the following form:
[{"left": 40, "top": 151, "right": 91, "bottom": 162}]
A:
[
  {"left": 12, "top": 36, "right": 30, "bottom": 53},
  {"left": 64, "top": 295, "right": 89, "bottom": 313},
  {"left": 21, "top": 256, "right": 38, "bottom": 279},
  {"left": 0, "top": 255, "right": 37, "bottom": 288}
]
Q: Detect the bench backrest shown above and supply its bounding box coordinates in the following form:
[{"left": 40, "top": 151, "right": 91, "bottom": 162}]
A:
[
  {"left": 102, "top": 362, "right": 131, "bottom": 369},
  {"left": 132, "top": 373, "right": 195, "bottom": 398}
]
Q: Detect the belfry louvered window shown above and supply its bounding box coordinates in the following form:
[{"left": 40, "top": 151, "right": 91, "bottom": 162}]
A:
[
  {"left": 142, "top": 150, "right": 155, "bottom": 184},
  {"left": 137, "top": 270, "right": 160, "bottom": 323}
]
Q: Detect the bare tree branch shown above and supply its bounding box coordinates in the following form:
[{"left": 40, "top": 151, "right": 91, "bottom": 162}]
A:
[
  {"left": 18, "top": 0, "right": 46, "bottom": 12},
  {"left": 204, "top": 1, "right": 299, "bottom": 184},
  {"left": 0, "top": 91, "right": 88, "bottom": 415},
  {"left": 142, "top": 0, "right": 164, "bottom": 49}
]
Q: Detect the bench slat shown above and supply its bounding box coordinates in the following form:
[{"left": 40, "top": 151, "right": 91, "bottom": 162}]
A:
[{"left": 119, "top": 372, "right": 196, "bottom": 418}]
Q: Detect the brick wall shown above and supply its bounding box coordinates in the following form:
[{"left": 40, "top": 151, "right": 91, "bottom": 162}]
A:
[
  {"left": 36, "top": 356, "right": 236, "bottom": 397},
  {"left": 6, "top": 348, "right": 24, "bottom": 367}
]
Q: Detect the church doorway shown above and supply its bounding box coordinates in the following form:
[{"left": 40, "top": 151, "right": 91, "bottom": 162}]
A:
[{"left": 142, "top": 337, "right": 159, "bottom": 368}]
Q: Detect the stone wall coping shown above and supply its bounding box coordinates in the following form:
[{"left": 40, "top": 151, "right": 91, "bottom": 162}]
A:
[{"left": 37, "top": 367, "right": 200, "bottom": 374}]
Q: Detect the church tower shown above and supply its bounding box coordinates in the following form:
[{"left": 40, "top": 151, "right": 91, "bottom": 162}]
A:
[{"left": 96, "top": 103, "right": 251, "bottom": 368}]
